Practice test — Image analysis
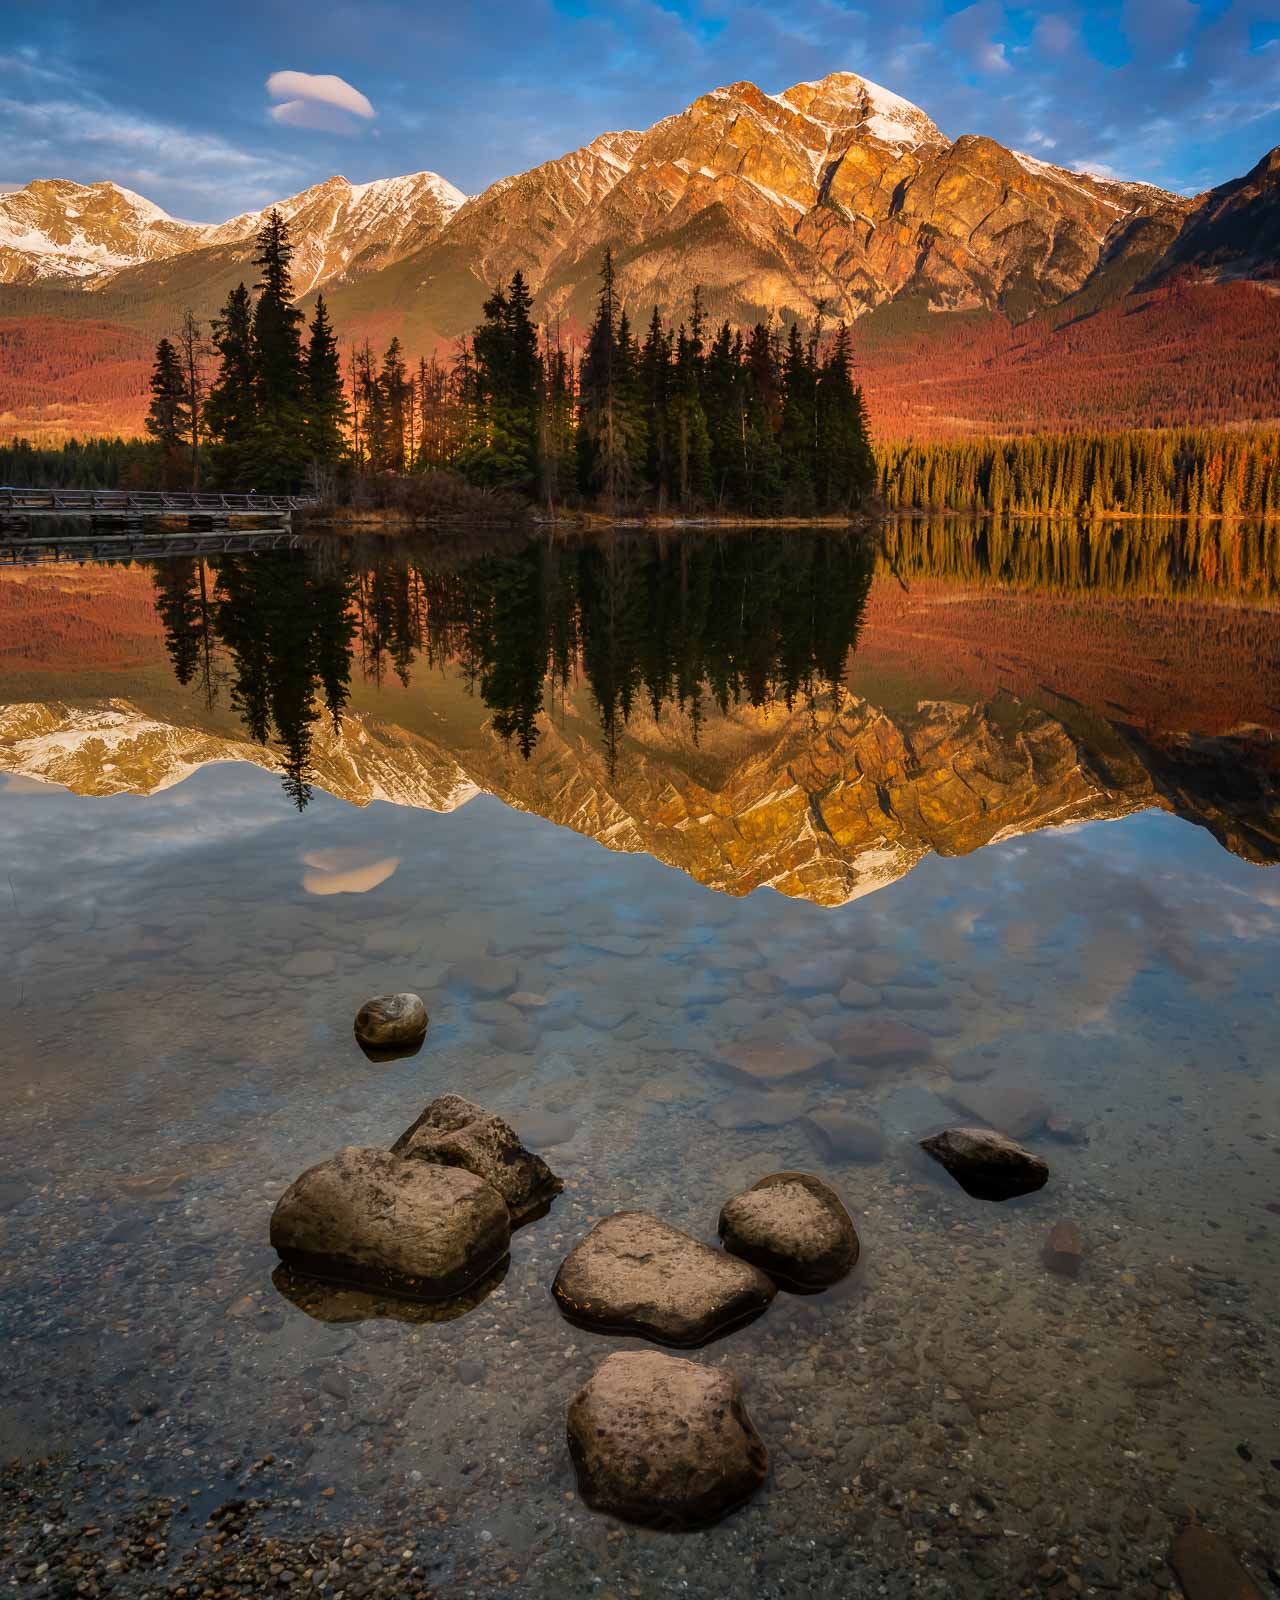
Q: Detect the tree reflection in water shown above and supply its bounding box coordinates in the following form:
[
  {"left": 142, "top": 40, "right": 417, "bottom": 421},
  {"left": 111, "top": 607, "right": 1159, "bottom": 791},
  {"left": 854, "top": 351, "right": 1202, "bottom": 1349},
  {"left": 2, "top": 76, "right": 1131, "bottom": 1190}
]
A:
[{"left": 150, "top": 529, "right": 877, "bottom": 809}]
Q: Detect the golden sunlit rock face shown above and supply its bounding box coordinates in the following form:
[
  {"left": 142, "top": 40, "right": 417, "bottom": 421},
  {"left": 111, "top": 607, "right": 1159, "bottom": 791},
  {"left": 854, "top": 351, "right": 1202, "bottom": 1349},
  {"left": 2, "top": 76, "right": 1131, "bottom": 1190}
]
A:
[
  {"left": 347, "top": 71, "right": 1187, "bottom": 337},
  {"left": 5, "top": 684, "right": 1273, "bottom": 907}
]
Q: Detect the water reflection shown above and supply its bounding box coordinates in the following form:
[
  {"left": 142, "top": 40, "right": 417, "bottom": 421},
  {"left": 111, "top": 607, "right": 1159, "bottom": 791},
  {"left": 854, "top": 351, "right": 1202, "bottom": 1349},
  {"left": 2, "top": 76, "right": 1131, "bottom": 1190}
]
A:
[
  {"left": 0, "top": 520, "right": 1275, "bottom": 906},
  {"left": 150, "top": 529, "right": 877, "bottom": 798}
]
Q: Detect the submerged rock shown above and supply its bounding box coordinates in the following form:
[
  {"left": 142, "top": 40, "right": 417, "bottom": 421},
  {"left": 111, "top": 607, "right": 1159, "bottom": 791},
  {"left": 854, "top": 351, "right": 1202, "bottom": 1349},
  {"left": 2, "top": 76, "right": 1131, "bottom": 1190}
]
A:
[
  {"left": 803, "top": 1109, "right": 885, "bottom": 1163},
  {"left": 353, "top": 992, "right": 428, "bottom": 1052},
  {"left": 719, "top": 1172, "right": 859, "bottom": 1288},
  {"left": 920, "top": 1126, "right": 1049, "bottom": 1201},
  {"left": 567, "top": 1350, "right": 768, "bottom": 1529},
  {"left": 553, "top": 1212, "right": 775, "bottom": 1346},
  {"left": 1043, "top": 1219, "right": 1084, "bottom": 1277},
  {"left": 829, "top": 1019, "right": 933, "bottom": 1076},
  {"left": 708, "top": 1088, "right": 808, "bottom": 1131},
  {"left": 449, "top": 958, "right": 518, "bottom": 997},
  {"left": 711, "top": 1036, "right": 834, "bottom": 1087},
  {"left": 1170, "top": 1523, "right": 1265, "bottom": 1599},
  {"left": 942, "top": 1075, "right": 1051, "bottom": 1139},
  {"left": 269, "top": 1147, "right": 510, "bottom": 1301},
  {"left": 392, "top": 1094, "right": 563, "bottom": 1223}
]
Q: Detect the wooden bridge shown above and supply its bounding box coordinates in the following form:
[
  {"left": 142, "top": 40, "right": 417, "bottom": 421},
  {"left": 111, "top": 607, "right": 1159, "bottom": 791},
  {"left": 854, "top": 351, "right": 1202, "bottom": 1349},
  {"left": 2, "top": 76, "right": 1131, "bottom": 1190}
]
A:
[{"left": 0, "top": 487, "right": 316, "bottom": 524}]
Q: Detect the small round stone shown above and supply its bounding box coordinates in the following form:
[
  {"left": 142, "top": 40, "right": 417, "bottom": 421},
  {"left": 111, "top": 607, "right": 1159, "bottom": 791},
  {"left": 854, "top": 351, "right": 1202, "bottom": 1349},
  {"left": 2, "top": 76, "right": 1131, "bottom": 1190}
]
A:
[
  {"left": 353, "top": 992, "right": 428, "bottom": 1050},
  {"left": 567, "top": 1350, "right": 768, "bottom": 1529},
  {"left": 718, "top": 1171, "right": 859, "bottom": 1288}
]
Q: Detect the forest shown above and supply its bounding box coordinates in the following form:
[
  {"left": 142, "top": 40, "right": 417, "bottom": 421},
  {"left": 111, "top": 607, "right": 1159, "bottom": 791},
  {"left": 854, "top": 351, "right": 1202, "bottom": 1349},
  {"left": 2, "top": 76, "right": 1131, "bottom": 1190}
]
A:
[
  {"left": 879, "top": 429, "right": 1280, "bottom": 519},
  {"left": 122, "top": 209, "right": 875, "bottom": 513},
  {"left": 2, "top": 207, "right": 1276, "bottom": 520}
]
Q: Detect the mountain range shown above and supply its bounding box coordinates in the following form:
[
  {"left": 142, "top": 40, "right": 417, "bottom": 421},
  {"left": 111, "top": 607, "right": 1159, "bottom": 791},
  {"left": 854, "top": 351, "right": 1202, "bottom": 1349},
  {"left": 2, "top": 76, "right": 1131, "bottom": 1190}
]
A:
[{"left": 1, "top": 71, "right": 1278, "bottom": 441}]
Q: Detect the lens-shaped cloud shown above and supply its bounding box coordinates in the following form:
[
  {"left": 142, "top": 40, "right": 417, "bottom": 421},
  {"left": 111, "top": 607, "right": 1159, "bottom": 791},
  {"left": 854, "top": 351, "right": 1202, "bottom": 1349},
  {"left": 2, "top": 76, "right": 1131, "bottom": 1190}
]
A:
[{"left": 266, "top": 70, "right": 375, "bottom": 133}]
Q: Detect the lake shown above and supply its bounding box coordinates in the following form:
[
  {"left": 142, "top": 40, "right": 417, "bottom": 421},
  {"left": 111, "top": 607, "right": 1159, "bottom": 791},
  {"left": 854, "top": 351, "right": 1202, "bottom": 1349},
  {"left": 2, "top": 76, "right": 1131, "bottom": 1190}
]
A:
[{"left": 1, "top": 517, "right": 1277, "bottom": 1598}]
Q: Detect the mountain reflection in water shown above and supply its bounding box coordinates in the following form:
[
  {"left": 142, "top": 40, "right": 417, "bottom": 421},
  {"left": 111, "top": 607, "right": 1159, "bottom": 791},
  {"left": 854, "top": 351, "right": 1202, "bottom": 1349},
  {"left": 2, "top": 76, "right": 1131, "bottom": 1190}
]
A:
[{"left": 0, "top": 518, "right": 1276, "bottom": 902}]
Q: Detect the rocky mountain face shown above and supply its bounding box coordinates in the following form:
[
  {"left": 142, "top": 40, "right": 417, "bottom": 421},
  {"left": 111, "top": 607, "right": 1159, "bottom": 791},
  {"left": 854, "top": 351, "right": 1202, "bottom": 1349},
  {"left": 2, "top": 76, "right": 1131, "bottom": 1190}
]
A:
[
  {"left": 3, "top": 683, "right": 1274, "bottom": 906},
  {"left": 2, "top": 70, "right": 1277, "bottom": 440},
  {"left": 9, "top": 72, "right": 1275, "bottom": 325},
  {"left": 326, "top": 72, "right": 1199, "bottom": 338},
  {"left": 0, "top": 180, "right": 207, "bottom": 284},
  {"left": 0, "top": 170, "right": 465, "bottom": 293},
  {"left": 1158, "top": 146, "right": 1280, "bottom": 282}
]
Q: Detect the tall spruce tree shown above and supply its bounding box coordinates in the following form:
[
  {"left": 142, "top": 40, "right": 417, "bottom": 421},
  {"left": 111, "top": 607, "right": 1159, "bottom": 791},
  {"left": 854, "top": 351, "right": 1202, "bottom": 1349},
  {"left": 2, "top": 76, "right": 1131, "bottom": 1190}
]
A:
[
  {"left": 577, "top": 250, "right": 645, "bottom": 505},
  {"left": 304, "top": 295, "right": 349, "bottom": 477},
  {"left": 145, "top": 337, "right": 189, "bottom": 482},
  {"left": 204, "top": 284, "right": 257, "bottom": 487},
  {"left": 250, "top": 209, "right": 308, "bottom": 490}
]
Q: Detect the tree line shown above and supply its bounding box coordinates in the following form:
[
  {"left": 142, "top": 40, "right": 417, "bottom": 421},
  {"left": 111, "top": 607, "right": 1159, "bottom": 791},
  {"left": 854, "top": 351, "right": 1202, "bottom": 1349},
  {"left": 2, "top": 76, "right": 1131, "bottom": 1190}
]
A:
[
  {"left": 148, "top": 529, "right": 877, "bottom": 806},
  {"left": 137, "top": 209, "right": 875, "bottom": 514},
  {"left": 880, "top": 428, "right": 1280, "bottom": 519}
]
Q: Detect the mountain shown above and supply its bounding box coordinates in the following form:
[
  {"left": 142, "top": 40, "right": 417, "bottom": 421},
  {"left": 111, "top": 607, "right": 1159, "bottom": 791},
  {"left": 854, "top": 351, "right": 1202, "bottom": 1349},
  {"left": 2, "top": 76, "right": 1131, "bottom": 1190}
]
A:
[
  {"left": 1, "top": 70, "right": 1278, "bottom": 441},
  {"left": 1158, "top": 146, "right": 1280, "bottom": 281},
  {"left": 0, "top": 180, "right": 207, "bottom": 284},
  {"left": 0, "top": 169, "right": 466, "bottom": 292}
]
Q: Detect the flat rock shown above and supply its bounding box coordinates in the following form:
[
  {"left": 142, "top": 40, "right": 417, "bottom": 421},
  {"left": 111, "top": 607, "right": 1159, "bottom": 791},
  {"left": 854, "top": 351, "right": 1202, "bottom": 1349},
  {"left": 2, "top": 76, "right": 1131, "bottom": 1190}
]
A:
[
  {"left": 920, "top": 1126, "right": 1049, "bottom": 1201},
  {"left": 1043, "top": 1219, "right": 1084, "bottom": 1277},
  {"left": 392, "top": 1094, "right": 563, "bottom": 1223},
  {"left": 553, "top": 1212, "right": 776, "bottom": 1346},
  {"left": 584, "top": 935, "right": 650, "bottom": 957},
  {"left": 837, "top": 979, "right": 880, "bottom": 1009},
  {"left": 776, "top": 952, "right": 850, "bottom": 993},
  {"left": 449, "top": 958, "right": 518, "bottom": 997},
  {"left": 803, "top": 1110, "right": 885, "bottom": 1164},
  {"left": 284, "top": 949, "right": 336, "bottom": 979},
  {"left": 269, "top": 1147, "right": 509, "bottom": 1301},
  {"left": 353, "top": 992, "right": 428, "bottom": 1051},
  {"left": 1170, "top": 1524, "right": 1265, "bottom": 1599},
  {"left": 514, "top": 1108, "right": 577, "bottom": 1148},
  {"left": 567, "top": 1350, "right": 768, "bottom": 1529},
  {"left": 829, "top": 1020, "right": 933, "bottom": 1075},
  {"left": 942, "top": 1075, "right": 1052, "bottom": 1139},
  {"left": 718, "top": 1172, "right": 859, "bottom": 1288},
  {"left": 708, "top": 1089, "right": 808, "bottom": 1131},
  {"left": 712, "top": 1036, "right": 834, "bottom": 1087}
]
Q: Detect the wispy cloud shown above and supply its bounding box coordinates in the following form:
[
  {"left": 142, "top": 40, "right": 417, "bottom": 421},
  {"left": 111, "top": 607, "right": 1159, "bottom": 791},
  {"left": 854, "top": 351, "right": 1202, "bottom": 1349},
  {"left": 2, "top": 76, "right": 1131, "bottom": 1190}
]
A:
[{"left": 267, "top": 70, "right": 376, "bottom": 133}]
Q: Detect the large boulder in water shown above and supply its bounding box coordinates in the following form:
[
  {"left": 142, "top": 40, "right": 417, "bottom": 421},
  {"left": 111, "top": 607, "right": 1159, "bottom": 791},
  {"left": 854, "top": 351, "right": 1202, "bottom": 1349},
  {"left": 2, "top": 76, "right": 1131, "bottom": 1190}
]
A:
[
  {"left": 353, "top": 992, "right": 428, "bottom": 1053},
  {"left": 392, "top": 1094, "right": 563, "bottom": 1223},
  {"left": 269, "top": 1146, "right": 510, "bottom": 1300},
  {"left": 718, "top": 1171, "right": 859, "bottom": 1288},
  {"left": 920, "top": 1126, "right": 1048, "bottom": 1201},
  {"left": 567, "top": 1350, "right": 768, "bottom": 1529},
  {"left": 553, "top": 1212, "right": 776, "bottom": 1346}
]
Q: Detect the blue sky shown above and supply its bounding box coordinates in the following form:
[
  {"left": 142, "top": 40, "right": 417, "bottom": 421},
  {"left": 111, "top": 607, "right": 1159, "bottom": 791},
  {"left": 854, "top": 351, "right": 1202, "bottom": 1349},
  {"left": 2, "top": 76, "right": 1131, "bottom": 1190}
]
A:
[{"left": 3, "top": 0, "right": 1278, "bottom": 218}]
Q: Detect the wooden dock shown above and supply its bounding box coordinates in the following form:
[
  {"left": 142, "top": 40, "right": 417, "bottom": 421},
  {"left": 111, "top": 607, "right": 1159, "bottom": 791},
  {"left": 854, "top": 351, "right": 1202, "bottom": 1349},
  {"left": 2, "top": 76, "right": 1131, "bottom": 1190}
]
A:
[{"left": 0, "top": 487, "right": 316, "bottom": 524}]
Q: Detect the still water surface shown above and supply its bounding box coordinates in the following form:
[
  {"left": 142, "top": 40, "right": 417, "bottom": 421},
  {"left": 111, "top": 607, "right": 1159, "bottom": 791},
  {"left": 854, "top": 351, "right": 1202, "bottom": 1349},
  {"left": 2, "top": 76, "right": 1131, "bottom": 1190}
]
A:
[{"left": 0, "top": 519, "right": 1277, "bottom": 1597}]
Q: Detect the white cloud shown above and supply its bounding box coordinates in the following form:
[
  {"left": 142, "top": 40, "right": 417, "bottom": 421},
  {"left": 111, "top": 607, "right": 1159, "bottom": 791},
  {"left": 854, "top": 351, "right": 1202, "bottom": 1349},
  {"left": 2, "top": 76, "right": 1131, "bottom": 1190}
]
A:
[
  {"left": 266, "top": 70, "right": 375, "bottom": 133},
  {"left": 0, "top": 93, "right": 304, "bottom": 214}
]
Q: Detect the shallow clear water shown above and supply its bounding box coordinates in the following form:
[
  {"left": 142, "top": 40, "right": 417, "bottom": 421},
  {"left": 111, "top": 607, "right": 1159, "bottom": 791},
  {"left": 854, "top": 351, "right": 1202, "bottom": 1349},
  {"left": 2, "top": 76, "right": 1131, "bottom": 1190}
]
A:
[{"left": 1, "top": 521, "right": 1278, "bottom": 1597}]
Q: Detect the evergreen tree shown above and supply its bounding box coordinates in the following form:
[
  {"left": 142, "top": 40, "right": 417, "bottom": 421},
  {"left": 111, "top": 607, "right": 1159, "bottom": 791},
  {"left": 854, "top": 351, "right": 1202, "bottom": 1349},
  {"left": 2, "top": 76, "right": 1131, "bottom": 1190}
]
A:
[
  {"left": 304, "top": 295, "right": 349, "bottom": 476},
  {"left": 204, "top": 284, "right": 257, "bottom": 486},
  {"left": 250, "top": 209, "right": 308, "bottom": 490},
  {"left": 145, "top": 337, "right": 189, "bottom": 481}
]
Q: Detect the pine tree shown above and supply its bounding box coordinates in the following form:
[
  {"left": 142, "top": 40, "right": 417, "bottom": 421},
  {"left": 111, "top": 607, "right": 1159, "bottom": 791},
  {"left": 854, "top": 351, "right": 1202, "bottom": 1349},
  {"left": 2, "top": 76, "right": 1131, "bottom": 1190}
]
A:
[
  {"left": 304, "top": 294, "right": 349, "bottom": 477},
  {"left": 145, "top": 337, "right": 189, "bottom": 482},
  {"left": 577, "top": 249, "right": 640, "bottom": 505},
  {"left": 250, "top": 209, "right": 308, "bottom": 490},
  {"left": 204, "top": 284, "right": 256, "bottom": 486}
]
